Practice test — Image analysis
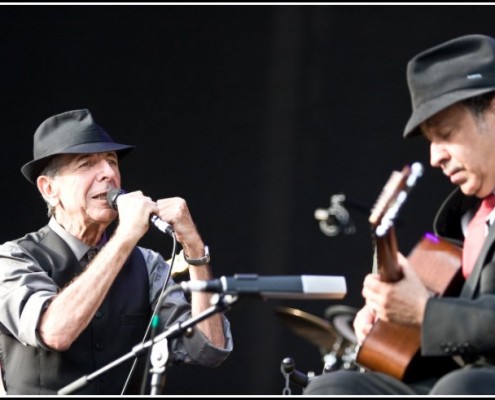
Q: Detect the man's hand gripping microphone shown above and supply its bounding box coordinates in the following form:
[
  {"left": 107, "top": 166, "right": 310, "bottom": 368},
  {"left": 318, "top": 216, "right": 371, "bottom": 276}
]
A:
[{"left": 106, "top": 188, "right": 175, "bottom": 236}]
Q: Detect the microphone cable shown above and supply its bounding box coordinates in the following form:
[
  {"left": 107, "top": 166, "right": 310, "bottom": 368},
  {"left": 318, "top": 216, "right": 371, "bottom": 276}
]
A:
[{"left": 120, "top": 229, "right": 178, "bottom": 395}]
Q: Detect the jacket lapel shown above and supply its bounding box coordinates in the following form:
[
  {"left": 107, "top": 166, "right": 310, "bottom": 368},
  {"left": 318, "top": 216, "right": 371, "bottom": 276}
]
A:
[{"left": 461, "top": 221, "right": 495, "bottom": 298}]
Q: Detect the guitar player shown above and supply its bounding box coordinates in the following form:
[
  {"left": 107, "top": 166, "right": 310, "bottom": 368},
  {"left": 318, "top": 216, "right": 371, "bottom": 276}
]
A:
[{"left": 304, "top": 34, "right": 495, "bottom": 395}]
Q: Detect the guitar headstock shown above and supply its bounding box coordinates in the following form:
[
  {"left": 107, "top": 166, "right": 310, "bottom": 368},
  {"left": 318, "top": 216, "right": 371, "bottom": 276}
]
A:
[{"left": 369, "top": 162, "right": 424, "bottom": 237}]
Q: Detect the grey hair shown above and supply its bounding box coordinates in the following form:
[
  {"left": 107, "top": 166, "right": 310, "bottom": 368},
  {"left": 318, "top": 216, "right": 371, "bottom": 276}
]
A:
[{"left": 39, "top": 155, "right": 65, "bottom": 217}]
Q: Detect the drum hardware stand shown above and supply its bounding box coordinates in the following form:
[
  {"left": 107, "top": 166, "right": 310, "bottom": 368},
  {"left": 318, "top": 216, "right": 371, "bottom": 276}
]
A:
[
  {"left": 322, "top": 335, "right": 359, "bottom": 372},
  {"left": 341, "top": 343, "right": 359, "bottom": 371},
  {"left": 280, "top": 357, "right": 315, "bottom": 395},
  {"left": 322, "top": 335, "right": 345, "bottom": 372}
]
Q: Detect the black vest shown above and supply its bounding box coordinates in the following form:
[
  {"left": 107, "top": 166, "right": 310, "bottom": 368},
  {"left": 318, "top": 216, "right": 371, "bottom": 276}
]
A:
[{"left": 0, "top": 226, "right": 151, "bottom": 395}]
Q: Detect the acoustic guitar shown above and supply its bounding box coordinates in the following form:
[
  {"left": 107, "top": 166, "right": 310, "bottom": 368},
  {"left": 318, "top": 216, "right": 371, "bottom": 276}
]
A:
[{"left": 355, "top": 163, "right": 464, "bottom": 382}]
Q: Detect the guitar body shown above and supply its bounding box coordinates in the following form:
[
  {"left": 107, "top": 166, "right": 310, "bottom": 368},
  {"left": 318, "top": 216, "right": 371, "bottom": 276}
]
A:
[{"left": 356, "top": 233, "right": 464, "bottom": 382}]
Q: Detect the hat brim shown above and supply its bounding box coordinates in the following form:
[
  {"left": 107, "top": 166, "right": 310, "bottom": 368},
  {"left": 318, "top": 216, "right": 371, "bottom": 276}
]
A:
[
  {"left": 403, "top": 87, "right": 495, "bottom": 138},
  {"left": 21, "top": 142, "right": 135, "bottom": 185}
]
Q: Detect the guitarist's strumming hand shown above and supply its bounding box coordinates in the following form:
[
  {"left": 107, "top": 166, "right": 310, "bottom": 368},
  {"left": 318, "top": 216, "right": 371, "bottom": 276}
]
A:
[
  {"left": 361, "top": 252, "right": 431, "bottom": 332},
  {"left": 353, "top": 303, "right": 377, "bottom": 345}
]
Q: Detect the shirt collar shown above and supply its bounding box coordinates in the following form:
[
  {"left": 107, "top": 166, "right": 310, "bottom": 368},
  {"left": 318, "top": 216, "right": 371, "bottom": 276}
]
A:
[{"left": 48, "top": 217, "right": 107, "bottom": 262}]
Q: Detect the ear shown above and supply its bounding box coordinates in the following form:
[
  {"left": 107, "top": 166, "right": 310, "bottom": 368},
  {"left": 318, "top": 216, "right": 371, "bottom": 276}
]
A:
[{"left": 37, "top": 175, "right": 59, "bottom": 208}]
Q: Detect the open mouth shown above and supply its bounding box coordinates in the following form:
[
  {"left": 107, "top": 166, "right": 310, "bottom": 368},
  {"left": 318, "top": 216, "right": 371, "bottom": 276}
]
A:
[{"left": 93, "top": 193, "right": 109, "bottom": 201}]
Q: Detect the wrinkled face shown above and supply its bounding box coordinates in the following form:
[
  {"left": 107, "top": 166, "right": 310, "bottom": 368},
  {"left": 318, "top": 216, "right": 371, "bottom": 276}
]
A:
[
  {"left": 42, "top": 152, "right": 121, "bottom": 228},
  {"left": 421, "top": 102, "right": 495, "bottom": 198}
]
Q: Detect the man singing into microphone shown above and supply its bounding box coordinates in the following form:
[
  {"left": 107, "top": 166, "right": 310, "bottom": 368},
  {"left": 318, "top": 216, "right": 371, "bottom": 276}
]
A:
[{"left": 0, "top": 109, "right": 232, "bottom": 395}]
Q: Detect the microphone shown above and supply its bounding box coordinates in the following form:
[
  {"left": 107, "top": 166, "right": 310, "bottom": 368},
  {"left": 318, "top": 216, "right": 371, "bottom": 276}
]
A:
[
  {"left": 106, "top": 188, "right": 175, "bottom": 236},
  {"left": 180, "top": 274, "right": 346, "bottom": 300},
  {"left": 314, "top": 193, "right": 356, "bottom": 237}
]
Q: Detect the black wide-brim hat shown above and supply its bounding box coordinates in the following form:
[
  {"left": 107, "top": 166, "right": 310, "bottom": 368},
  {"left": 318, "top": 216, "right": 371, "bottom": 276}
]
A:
[
  {"left": 404, "top": 34, "right": 495, "bottom": 138},
  {"left": 21, "top": 109, "right": 135, "bottom": 184}
]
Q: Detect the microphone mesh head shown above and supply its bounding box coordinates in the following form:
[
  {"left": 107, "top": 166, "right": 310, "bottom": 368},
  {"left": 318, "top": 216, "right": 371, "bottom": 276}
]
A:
[{"left": 106, "top": 188, "right": 125, "bottom": 210}]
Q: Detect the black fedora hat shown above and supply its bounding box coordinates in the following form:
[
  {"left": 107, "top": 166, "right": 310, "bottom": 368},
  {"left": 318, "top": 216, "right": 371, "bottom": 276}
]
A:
[
  {"left": 21, "top": 109, "right": 135, "bottom": 184},
  {"left": 404, "top": 34, "right": 495, "bottom": 138}
]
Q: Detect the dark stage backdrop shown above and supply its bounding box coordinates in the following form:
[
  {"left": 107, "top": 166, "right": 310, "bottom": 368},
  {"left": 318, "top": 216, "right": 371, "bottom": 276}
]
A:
[{"left": 0, "top": 4, "right": 492, "bottom": 395}]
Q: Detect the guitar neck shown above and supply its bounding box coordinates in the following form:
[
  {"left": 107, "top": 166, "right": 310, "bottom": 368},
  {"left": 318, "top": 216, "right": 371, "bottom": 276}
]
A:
[
  {"left": 373, "top": 226, "right": 403, "bottom": 282},
  {"left": 369, "top": 163, "right": 424, "bottom": 282}
]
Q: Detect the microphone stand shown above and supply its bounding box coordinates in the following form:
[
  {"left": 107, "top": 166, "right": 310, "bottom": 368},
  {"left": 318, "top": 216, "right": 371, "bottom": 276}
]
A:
[
  {"left": 148, "top": 332, "right": 169, "bottom": 395},
  {"left": 57, "top": 286, "right": 238, "bottom": 395}
]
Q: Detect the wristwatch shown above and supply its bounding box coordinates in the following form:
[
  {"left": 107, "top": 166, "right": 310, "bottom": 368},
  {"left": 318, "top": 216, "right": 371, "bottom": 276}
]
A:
[{"left": 183, "top": 245, "right": 210, "bottom": 266}]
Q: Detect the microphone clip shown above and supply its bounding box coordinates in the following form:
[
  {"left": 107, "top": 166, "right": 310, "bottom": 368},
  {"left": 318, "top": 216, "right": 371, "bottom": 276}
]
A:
[{"left": 314, "top": 193, "right": 356, "bottom": 237}]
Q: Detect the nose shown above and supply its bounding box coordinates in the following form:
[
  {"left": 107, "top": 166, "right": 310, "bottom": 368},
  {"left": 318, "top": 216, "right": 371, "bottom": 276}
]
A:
[
  {"left": 96, "top": 159, "right": 118, "bottom": 181},
  {"left": 430, "top": 141, "right": 449, "bottom": 169}
]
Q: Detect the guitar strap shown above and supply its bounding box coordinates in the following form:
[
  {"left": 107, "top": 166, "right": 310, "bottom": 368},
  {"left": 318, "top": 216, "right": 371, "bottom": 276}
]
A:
[{"left": 433, "top": 187, "right": 478, "bottom": 246}]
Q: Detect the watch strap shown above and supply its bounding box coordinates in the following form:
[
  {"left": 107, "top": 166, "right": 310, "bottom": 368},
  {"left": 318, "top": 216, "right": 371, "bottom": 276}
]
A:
[{"left": 183, "top": 245, "right": 210, "bottom": 266}]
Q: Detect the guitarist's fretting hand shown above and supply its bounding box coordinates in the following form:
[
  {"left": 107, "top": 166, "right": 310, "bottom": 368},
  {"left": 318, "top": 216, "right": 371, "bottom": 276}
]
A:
[{"left": 356, "top": 253, "right": 431, "bottom": 343}]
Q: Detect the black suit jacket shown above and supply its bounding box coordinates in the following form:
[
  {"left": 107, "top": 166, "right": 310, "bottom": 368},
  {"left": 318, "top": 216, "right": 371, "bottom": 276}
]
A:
[{"left": 422, "top": 188, "right": 495, "bottom": 362}]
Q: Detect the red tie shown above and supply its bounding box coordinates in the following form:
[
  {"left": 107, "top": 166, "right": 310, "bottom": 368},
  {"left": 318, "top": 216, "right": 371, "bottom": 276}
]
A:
[{"left": 462, "top": 194, "right": 495, "bottom": 278}]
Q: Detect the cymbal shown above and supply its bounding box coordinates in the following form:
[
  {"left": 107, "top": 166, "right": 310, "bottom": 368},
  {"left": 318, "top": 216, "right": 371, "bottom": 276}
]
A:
[{"left": 275, "top": 306, "right": 340, "bottom": 352}]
